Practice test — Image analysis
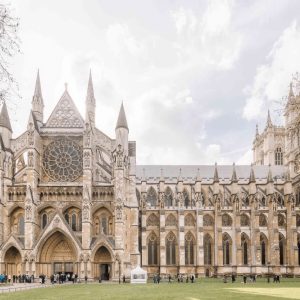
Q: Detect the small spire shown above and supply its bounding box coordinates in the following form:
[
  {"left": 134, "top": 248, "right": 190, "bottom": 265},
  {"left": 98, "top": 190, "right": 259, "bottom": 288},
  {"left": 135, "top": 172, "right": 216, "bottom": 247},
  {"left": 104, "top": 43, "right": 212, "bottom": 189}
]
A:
[
  {"left": 116, "top": 102, "right": 129, "bottom": 131},
  {"left": 267, "top": 164, "right": 274, "bottom": 183},
  {"left": 213, "top": 162, "right": 219, "bottom": 183},
  {"left": 178, "top": 168, "right": 183, "bottom": 181},
  {"left": 34, "top": 69, "right": 43, "bottom": 98},
  {"left": 196, "top": 168, "right": 201, "bottom": 182},
  {"left": 64, "top": 82, "right": 68, "bottom": 91},
  {"left": 86, "top": 69, "right": 95, "bottom": 105},
  {"left": 266, "top": 109, "right": 272, "bottom": 128},
  {"left": 249, "top": 164, "right": 256, "bottom": 183},
  {"left": 231, "top": 162, "right": 238, "bottom": 183},
  {"left": 0, "top": 100, "right": 12, "bottom": 132}
]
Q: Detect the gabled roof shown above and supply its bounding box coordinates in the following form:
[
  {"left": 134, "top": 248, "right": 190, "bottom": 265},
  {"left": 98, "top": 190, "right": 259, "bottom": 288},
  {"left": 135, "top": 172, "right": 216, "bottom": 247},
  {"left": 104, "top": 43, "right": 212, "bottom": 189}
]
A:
[
  {"left": 45, "top": 90, "right": 84, "bottom": 128},
  {"left": 0, "top": 100, "right": 12, "bottom": 131}
]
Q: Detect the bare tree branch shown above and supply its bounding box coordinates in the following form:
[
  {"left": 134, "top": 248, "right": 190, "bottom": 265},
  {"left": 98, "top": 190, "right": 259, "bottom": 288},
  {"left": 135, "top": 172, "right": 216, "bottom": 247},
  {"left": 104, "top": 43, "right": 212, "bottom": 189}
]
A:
[{"left": 0, "top": 3, "right": 20, "bottom": 103}]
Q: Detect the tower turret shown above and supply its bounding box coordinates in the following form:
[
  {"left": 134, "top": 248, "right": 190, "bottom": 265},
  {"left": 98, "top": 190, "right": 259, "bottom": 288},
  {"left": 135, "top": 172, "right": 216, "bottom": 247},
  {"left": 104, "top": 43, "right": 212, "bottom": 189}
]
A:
[
  {"left": 115, "top": 102, "right": 129, "bottom": 158},
  {"left": 0, "top": 100, "right": 12, "bottom": 148}
]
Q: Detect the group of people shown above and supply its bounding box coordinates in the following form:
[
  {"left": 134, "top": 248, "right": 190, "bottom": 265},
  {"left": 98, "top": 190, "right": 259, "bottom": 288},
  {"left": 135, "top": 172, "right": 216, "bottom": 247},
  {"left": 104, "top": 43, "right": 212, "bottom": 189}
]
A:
[
  {"left": 0, "top": 274, "right": 35, "bottom": 284},
  {"left": 152, "top": 274, "right": 196, "bottom": 284},
  {"left": 176, "top": 274, "right": 195, "bottom": 283},
  {"left": 49, "top": 273, "right": 79, "bottom": 284}
]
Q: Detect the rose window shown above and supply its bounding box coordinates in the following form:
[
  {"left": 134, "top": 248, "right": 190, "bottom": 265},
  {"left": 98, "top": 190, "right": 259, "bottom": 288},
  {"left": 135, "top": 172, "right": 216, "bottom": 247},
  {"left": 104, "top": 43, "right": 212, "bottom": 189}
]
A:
[{"left": 43, "top": 139, "right": 83, "bottom": 181}]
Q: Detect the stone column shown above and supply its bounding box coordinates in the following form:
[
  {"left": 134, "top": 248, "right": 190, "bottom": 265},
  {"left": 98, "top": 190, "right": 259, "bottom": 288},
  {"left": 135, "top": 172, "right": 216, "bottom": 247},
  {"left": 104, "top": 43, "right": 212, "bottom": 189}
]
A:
[{"left": 159, "top": 210, "right": 166, "bottom": 274}]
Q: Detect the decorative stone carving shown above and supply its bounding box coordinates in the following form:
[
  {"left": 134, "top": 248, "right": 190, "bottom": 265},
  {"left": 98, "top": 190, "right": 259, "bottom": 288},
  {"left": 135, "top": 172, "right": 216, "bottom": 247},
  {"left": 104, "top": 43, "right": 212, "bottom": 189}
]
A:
[
  {"left": 25, "top": 205, "right": 32, "bottom": 221},
  {"left": 295, "top": 153, "right": 300, "bottom": 173},
  {"left": 222, "top": 214, "right": 232, "bottom": 227},
  {"left": 184, "top": 214, "right": 195, "bottom": 226},
  {"left": 146, "top": 213, "right": 159, "bottom": 226},
  {"left": 27, "top": 123, "right": 34, "bottom": 146},
  {"left": 114, "top": 144, "right": 124, "bottom": 168},
  {"left": 203, "top": 214, "right": 214, "bottom": 226},
  {"left": 83, "top": 151, "right": 91, "bottom": 168},
  {"left": 46, "top": 95, "right": 84, "bottom": 128},
  {"left": 165, "top": 214, "right": 177, "bottom": 226}
]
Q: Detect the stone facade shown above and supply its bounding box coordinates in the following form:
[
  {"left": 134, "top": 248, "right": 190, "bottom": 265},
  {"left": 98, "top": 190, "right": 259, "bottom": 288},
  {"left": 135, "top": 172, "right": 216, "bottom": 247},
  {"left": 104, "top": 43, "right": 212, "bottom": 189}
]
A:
[{"left": 0, "top": 72, "right": 300, "bottom": 280}]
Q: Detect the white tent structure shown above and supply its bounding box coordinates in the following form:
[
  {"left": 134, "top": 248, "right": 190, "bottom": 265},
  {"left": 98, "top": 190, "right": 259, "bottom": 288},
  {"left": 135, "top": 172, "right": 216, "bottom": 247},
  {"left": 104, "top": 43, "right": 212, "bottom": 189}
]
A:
[{"left": 130, "top": 266, "right": 147, "bottom": 284}]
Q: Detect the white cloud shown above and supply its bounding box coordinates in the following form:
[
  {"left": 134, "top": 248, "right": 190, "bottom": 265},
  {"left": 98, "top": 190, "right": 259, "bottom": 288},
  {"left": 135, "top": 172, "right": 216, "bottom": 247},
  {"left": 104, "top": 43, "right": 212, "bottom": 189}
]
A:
[
  {"left": 171, "top": 0, "right": 243, "bottom": 70},
  {"left": 243, "top": 21, "right": 300, "bottom": 121}
]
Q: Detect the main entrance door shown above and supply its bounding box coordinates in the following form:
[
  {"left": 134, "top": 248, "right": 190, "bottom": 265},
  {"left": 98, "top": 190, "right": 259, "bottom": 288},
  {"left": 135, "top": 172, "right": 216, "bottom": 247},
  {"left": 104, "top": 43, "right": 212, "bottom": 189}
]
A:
[
  {"left": 39, "top": 231, "right": 77, "bottom": 277},
  {"left": 100, "top": 264, "right": 110, "bottom": 280},
  {"left": 93, "top": 246, "right": 112, "bottom": 280},
  {"left": 4, "top": 247, "right": 22, "bottom": 276}
]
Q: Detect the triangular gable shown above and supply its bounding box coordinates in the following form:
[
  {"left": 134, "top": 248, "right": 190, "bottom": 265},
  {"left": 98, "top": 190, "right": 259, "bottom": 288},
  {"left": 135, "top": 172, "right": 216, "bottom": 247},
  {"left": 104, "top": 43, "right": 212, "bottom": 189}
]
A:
[
  {"left": 32, "top": 212, "right": 82, "bottom": 256},
  {"left": 45, "top": 90, "right": 84, "bottom": 128},
  {"left": 0, "top": 234, "right": 24, "bottom": 260}
]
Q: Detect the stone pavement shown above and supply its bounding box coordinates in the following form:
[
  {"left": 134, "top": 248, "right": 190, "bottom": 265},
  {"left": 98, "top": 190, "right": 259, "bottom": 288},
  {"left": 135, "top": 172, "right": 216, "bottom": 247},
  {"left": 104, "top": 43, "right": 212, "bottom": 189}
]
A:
[{"left": 0, "top": 283, "right": 53, "bottom": 293}]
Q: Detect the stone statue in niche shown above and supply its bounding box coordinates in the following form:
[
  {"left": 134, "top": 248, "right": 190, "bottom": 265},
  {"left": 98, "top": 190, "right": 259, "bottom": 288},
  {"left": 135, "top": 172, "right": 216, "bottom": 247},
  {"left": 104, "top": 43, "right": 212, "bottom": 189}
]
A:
[
  {"left": 115, "top": 144, "right": 124, "bottom": 168},
  {"left": 27, "top": 123, "right": 34, "bottom": 146}
]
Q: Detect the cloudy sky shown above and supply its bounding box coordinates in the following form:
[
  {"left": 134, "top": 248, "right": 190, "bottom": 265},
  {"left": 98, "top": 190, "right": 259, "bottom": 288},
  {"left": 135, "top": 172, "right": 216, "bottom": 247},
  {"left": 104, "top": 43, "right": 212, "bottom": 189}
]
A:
[{"left": 6, "top": 0, "right": 300, "bottom": 165}]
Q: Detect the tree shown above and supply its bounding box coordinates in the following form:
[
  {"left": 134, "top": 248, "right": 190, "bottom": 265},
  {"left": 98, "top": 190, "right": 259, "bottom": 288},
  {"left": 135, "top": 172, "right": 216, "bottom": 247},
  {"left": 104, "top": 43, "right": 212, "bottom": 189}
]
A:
[{"left": 0, "top": 3, "right": 20, "bottom": 103}]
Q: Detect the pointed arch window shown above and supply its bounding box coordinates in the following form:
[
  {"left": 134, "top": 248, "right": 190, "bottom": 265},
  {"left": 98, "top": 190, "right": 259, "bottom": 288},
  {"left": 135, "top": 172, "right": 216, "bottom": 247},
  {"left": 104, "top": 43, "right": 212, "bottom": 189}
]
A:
[
  {"left": 146, "top": 213, "right": 159, "bottom": 226},
  {"left": 185, "top": 232, "right": 194, "bottom": 265},
  {"left": 165, "top": 214, "right": 177, "bottom": 227},
  {"left": 278, "top": 214, "right": 286, "bottom": 227},
  {"left": 183, "top": 189, "right": 190, "bottom": 208},
  {"left": 260, "top": 234, "right": 267, "bottom": 265},
  {"left": 65, "top": 213, "right": 69, "bottom": 224},
  {"left": 166, "top": 232, "right": 176, "bottom": 265},
  {"left": 279, "top": 233, "right": 285, "bottom": 266},
  {"left": 241, "top": 234, "right": 249, "bottom": 265},
  {"left": 148, "top": 232, "right": 158, "bottom": 265},
  {"left": 204, "top": 234, "right": 213, "bottom": 265},
  {"left": 71, "top": 213, "right": 77, "bottom": 231},
  {"left": 165, "top": 187, "right": 173, "bottom": 207},
  {"left": 100, "top": 214, "right": 108, "bottom": 235},
  {"left": 18, "top": 215, "right": 25, "bottom": 235},
  {"left": 42, "top": 213, "right": 48, "bottom": 229},
  {"left": 203, "top": 214, "right": 214, "bottom": 226},
  {"left": 146, "top": 187, "right": 157, "bottom": 207},
  {"left": 222, "top": 234, "right": 231, "bottom": 265},
  {"left": 259, "top": 214, "right": 267, "bottom": 227},
  {"left": 240, "top": 214, "right": 250, "bottom": 227},
  {"left": 222, "top": 214, "right": 232, "bottom": 227},
  {"left": 184, "top": 214, "right": 195, "bottom": 227},
  {"left": 275, "top": 147, "right": 283, "bottom": 165}
]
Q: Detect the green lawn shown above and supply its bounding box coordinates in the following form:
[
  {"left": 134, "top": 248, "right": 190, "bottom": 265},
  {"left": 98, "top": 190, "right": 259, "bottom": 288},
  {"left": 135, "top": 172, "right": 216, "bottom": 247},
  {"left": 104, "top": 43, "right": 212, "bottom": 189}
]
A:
[{"left": 0, "top": 278, "right": 300, "bottom": 300}]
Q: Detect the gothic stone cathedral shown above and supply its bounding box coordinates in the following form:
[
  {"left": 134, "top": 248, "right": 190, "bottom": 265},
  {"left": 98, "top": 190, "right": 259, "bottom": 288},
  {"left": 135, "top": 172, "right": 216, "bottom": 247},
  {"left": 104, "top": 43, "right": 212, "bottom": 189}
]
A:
[{"left": 0, "top": 72, "right": 300, "bottom": 281}]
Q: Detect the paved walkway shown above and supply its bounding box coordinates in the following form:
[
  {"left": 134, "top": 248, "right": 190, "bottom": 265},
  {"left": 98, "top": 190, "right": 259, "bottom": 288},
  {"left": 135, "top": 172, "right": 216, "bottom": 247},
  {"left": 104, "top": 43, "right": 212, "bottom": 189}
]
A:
[{"left": 0, "top": 283, "right": 53, "bottom": 293}]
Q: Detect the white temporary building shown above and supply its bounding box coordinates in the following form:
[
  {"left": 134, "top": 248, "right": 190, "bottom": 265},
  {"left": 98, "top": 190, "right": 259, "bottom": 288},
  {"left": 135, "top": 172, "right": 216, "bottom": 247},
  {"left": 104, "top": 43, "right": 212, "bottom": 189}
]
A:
[{"left": 130, "top": 266, "right": 147, "bottom": 284}]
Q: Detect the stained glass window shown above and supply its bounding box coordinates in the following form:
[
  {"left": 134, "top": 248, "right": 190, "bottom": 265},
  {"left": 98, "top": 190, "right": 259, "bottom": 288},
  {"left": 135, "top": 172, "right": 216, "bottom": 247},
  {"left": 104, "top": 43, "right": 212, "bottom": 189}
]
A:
[{"left": 43, "top": 139, "right": 83, "bottom": 182}]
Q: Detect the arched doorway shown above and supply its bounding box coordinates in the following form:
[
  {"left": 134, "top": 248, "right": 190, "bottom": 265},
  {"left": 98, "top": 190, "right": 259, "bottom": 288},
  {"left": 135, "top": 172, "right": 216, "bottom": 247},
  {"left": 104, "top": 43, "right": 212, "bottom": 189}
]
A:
[
  {"left": 4, "top": 246, "right": 22, "bottom": 276},
  {"left": 93, "top": 246, "right": 112, "bottom": 281},
  {"left": 38, "top": 231, "right": 77, "bottom": 277}
]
